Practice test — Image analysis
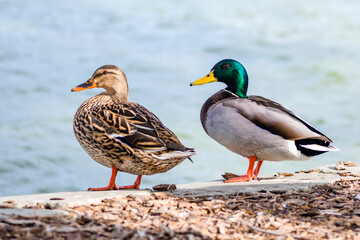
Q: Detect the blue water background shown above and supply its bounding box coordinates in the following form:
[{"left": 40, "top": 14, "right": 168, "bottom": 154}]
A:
[{"left": 0, "top": 0, "right": 359, "bottom": 196}]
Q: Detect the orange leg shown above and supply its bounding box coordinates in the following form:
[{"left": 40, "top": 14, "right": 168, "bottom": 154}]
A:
[
  {"left": 88, "top": 166, "right": 119, "bottom": 191},
  {"left": 225, "top": 156, "right": 262, "bottom": 183},
  {"left": 254, "top": 160, "right": 263, "bottom": 177},
  {"left": 117, "top": 175, "right": 142, "bottom": 189}
]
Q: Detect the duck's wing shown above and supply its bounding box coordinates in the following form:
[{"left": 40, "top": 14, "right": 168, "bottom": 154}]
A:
[
  {"left": 91, "top": 103, "right": 188, "bottom": 152},
  {"left": 130, "top": 103, "right": 191, "bottom": 152},
  {"left": 223, "top": 95, "right": 332, "bottom": 142}
]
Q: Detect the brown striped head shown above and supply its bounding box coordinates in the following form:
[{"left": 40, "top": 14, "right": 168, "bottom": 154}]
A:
[{"left": 72, "top": 65, "right": 129, "bottom": 102}]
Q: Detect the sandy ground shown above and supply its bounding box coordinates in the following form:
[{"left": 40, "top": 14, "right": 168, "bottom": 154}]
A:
[{"left": 0, "top": 177, "right": 359, "bottom": 239}]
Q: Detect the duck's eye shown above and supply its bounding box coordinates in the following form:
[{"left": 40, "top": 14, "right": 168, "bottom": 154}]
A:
[
  {"left": 222, "top": 64, "right": 230, "bottom": 70},
  {"left": 103, "top": 70, "right": 108, "bottom": 75}
]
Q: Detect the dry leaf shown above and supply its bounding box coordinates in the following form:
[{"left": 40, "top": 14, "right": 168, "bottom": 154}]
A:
[
  {"left": 222, "top": 172, "right": 240, "bottom": 180},
  {"left": 152, "top": 184, "right": 177, "bottom": 192}
]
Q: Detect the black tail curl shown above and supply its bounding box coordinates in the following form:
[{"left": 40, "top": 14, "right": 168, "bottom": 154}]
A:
[{"left": 295, "top": 139, "right": 331, "bottom": 157}]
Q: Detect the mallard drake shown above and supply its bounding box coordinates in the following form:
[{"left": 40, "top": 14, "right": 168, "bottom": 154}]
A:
[
  {"left": 72, "top": 65, "right": 195, "bottom": 190},
  {"left": 190, "top": 59, "right": 339, "bottom": 183}
]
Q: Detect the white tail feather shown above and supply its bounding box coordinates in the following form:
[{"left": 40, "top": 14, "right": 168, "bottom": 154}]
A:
[
  {"left": 300, "top": 144, "right": 340, "bottom": 152},
  {"left": 152, "top": 151, "right": 194, "bottom": 160}
]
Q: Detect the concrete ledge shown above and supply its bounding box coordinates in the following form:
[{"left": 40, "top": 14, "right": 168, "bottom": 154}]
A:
[
  {"left": 0, "top": 189, "right": 152, "bottom": 209},
  {"left": 0, "top": 163, "right": 358, "bottom": 209},
  {"left": 173, "top": 163, "right": 360, "bottom": 197}
]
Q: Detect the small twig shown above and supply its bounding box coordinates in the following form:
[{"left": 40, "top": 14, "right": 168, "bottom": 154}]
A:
[
  {"left": 248, "top": 225, "right": 282, "bottom": 237},
  {"left": 243, "top": 220, "right": 303, "bottom": 240},
  {"left": 249, "top": 226, "right": 304, "bottom": 240}
]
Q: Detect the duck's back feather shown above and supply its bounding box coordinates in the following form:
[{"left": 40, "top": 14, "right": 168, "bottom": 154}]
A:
[
  {"left": 88, "top": 98, "right": 188, "bottom": 153},
  {"left": 247, "top": 95, "right": 332, "bottom": 142},
  {"left": 202, "top": 90, "right": 331, "bottom": 143}
]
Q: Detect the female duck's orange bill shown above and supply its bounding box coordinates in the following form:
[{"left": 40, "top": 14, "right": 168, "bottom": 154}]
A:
[{"left": 71, "top": 78, "right": 97, "bottom": 92}]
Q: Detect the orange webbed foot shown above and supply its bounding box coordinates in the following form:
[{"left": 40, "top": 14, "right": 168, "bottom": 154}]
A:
[
  {"left": 88, "top": 185, "right": 118, "bottom": 191},
  {"left": 117, "top": 185, "right": 139, "bottom": 189},
  {"left": 224, "top": 173, "right": 256, "bottom": 183},
  {"left": 88, "top": 166, "right": 119, "bottom": 191},
  {"left": 224, "top": 157, "right": 263, "bottom": 183},
  {"left": 117, "top": 175, "right": 142, "bottom": 190}
]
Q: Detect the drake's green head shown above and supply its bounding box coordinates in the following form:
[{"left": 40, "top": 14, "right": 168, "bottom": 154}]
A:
[{"left": 190, "top": 59, "right": 249, "bottom": 98}]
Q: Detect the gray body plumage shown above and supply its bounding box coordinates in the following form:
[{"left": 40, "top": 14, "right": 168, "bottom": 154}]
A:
[{"left": 201, "top": 90, "right": 337, "bottom": 162}]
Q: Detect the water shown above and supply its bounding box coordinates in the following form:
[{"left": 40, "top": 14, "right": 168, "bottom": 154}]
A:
[{"left": 0, "top": 0, "right": 359, "bottom": 196}]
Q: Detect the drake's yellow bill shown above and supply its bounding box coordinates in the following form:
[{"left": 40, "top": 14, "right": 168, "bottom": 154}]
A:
[{"left": 190, "top": 71, "right": 217, "bottom": 86}]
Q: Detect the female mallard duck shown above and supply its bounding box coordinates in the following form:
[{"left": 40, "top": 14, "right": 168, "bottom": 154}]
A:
[
  {"left": 190, "top": 59, "right": 338, "bottom": 183},
  {"left": 72, "top": 65, "right": 195, "bottom": 190}
]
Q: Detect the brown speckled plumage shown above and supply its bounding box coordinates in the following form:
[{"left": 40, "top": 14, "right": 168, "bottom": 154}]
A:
[{"left": 72, "top": 65, "right": 194, "bottom": 189}]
